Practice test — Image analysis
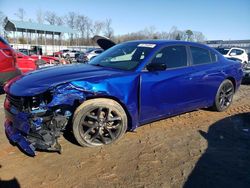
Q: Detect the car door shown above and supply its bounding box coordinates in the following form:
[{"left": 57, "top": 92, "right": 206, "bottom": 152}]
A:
[
  {"left": 139, "top": 45, "right": 202, "bottom": 124},
  {"left": 189, "top": 46, "right": 225, "bottom": 106}
]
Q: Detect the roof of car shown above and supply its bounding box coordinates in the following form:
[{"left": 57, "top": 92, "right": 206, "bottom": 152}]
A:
[
  {"left": 123, "top": 39, "right": 208, "bottom": 47},
  {"left": 121, "top": 40, "right": 222, "bottom": 56}
]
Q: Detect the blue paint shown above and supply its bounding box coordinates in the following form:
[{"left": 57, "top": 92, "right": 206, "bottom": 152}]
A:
[
  {"left": 47, "top": 84, "right": 86, "bottom": 107},
  {"left": 31, "top": 117, "right": 43, "bottom": 130},
  {"left": 5, "top": 121, "right": 36, "bottom": 156},
  {"left": 12, "top": 112, "right": 30, "bottom": 134},
  {"left": 5, "top": 40, "right": 243, "bottom": 138}
]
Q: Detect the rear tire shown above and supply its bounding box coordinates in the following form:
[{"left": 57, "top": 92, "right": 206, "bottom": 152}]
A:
[
  {"left": 212, "top": 79, "right": 234, "bottom": 112},
  {"left": 73, "top": 98, "right": 127, "bottom": 147}
]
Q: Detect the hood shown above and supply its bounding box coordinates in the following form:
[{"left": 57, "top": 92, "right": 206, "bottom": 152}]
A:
[
  {"left": 7, "top": 64, "right": 126, "bottom": 96},
  {"left": 93, "top": 35, "right": 116, "bottom": 50}
]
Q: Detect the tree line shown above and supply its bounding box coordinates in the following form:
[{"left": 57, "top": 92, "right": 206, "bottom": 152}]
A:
[{"left": 0, "top": 8, "right": 206, "bottom": 46}]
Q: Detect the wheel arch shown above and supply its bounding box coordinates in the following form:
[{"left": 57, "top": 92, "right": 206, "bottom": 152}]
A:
[{"left": 226, "top": 76, "right": 236, "bottom": 93}]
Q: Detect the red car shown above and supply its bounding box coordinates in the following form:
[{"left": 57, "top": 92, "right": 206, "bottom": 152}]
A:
[
  {"left": 30, "top": 55, "right": 59, "bottom": 64},
  {"left": 53, "top": 49, "right": 69, "bottom": 57},
  {"left": 0, "top": 36, "right": 21, "bottom": 86},
  {"left": 16, "top": 52, "right": 59, "bottom": 73},
  {"left": 1, "top": 35, "right": 56, "bottom": 87},
  {"left": 16, "top": 52, "right": 37, "bottom": 73}
]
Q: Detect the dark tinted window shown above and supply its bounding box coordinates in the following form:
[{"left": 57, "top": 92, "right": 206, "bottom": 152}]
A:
[
  {"left": 190, "top": 46, "right": 211, "bottom": 65},
  {"left": 215, "top": 48, "right": 229, "bottom": 55},
  {"left": 152, "top": 46, "right": 187, "bottom": 68},
  {"left": 95, "top": 50, "right": 103, "bottom": 54},
  {"left": 236, "top": 49, "right": 243, "bottom": 55}
]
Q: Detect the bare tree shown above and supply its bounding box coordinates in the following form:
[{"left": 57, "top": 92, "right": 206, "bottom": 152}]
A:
[
  {"left": 85, "top": 17, "right": 92, "bottom": 44},
  {"left": 66, "top": 12, "right": 77, "bottom": 29},
  {"left": 142, "top": 26, "right": 156, "bottom": 39},
  {"left": 76, "top": 15, "right": 88, "bottom": 44},
  {"left": 15, "top": 8, "right": 26, "bottom": 21},
  {"left": 56, "top": 16, "right": 64, "bottom": 26},
  {"left": 104, "top": 18, "right": 114, "bottom": 38},
  {"left": 36, "top": 9, "right": 44, "bottom": 24},
  {"left": 66, "top": 12, "right": 78, "bottom": 45},
  {"left": 91, "top": 21, "right": 104, "bottom": 36},
  {"left": 192, "top": 31, "right": 206, "bottom": 42},
  {"left": 45, "top": 11, "right": 57, "bottom": 25}
]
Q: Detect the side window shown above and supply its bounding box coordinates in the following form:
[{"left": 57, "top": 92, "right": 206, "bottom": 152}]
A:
[
  {"left": 236, "top": 50, "right": 243, "bottom": 55},
  {"left": 229, "top": 49, "right": 237, "bottom": 56},
  {"left": 190, "top": 46, "right": 211, "bottom": 65},
  {"left": 211, "top": 51, "right": 218, "bottom": 62},
  {"left": 151, "top": 46, "right": 187, "bottom": 68}
]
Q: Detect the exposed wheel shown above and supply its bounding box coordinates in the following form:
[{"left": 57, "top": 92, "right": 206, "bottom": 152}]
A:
[
  {"left": 73, "top": 98, "right": 128, "bottom": 147},
  {"left": 212, "top": 79, "right": 234, "bottom": 112}
]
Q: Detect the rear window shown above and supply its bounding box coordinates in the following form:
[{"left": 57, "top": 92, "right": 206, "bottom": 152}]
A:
[
  {"left": 236, "top": 49, "right": 243, "bottom": 55},
  {"left": 190, "top": 46, "right": 211, "bottom": 65},
  {"left": 151, "top": 45, "right": 187, "bottom": 68}
]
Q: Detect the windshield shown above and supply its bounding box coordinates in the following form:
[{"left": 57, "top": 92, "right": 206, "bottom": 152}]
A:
[
  {"left": 89, "top": 42, "right": 155, "bottom": 70},
  {"left": 215, "top": 48, "right": 229, "bottom": 55}
]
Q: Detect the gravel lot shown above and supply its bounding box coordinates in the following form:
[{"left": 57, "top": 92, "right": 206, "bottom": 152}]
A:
[{"left": 0, "top": 85, "right": 250, "bottom": 188}]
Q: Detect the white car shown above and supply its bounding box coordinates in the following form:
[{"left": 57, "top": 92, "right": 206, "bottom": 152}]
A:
[
  {"left": 83, "top": 49, "right": 103, "bottom": 62},
  {"left": 62, "top": 50, "right": 80, "bottom": 59},
  {"left": 216, "top": 47, "right": 248, "bottom": 64}
]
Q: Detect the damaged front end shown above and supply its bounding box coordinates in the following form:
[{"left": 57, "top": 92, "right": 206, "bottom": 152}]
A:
[{"left": 4, "top": 83, "right": 86, "bottom": 156}]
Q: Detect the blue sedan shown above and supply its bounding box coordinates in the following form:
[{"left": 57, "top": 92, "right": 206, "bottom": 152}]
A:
[{"left": 4, "top": 40, "right": 243, "bottom": 156}]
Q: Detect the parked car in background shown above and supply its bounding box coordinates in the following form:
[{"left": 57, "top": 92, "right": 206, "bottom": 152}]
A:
[
  {"left": 16, "top": 52, "right": 57, "bottom": 73},
  {"left": 76, "top": 52, "right": 85, "bottom": 63},
  {"left": 4, "top": 40, "right": 243, "bottom": 156},
  {"left": 29, "top": 46, "right": 43, "bottom": 55},
  {"left": 82, "top": 48, "right": 104, "bottom": 62},
  {"left": 29, "top": 55, "right": 59, "bottom": 64},
  {"left": 242, "top": 63, "right": 250, "bottom": 84},
  {"left": 16, "top": 52, "right": 37, "bottom": 73},
  {"left": 215, "top": 47, "right": 248, "bottom": 65},
  {"left": 0, "top": 36, "right": 21, "bottom": 86},
  {"left": 17, "top": 48, "right": 29, "bottom": 56},
  {"left": 53, "top": 49, "right": 70, "bottom": 57},
  {"left": 62, "top": 50, "right": 80, "bottom": 59}
]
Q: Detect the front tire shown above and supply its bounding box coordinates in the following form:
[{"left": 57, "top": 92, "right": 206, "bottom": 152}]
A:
[
  {"left": 73, "top": 98, "right": 128, "bottom": 147},
  {"left": 212, "top": 79, "right": 234, "bottom": 112}
]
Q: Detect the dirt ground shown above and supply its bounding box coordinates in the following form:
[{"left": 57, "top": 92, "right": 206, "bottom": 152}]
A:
[{"left": 0, "top": 85, "right": 250, "bottom": 188}]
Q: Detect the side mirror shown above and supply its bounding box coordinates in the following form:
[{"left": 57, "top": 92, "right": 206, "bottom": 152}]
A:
[{"left": 146, "top": 63, "right": 167, "bottom": 71}]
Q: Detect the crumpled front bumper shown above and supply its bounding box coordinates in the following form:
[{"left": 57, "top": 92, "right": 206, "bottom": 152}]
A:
[
  {"left": 5, "top": 119, "right": 36, "bottom": 156},
  {"left": 4, "top": 108, "right": 36, "bottom": 156}
]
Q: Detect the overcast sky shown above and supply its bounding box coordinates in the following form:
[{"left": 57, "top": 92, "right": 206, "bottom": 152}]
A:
[{"left": 0, "top": 0, "right": 249, "bottom": 40}]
